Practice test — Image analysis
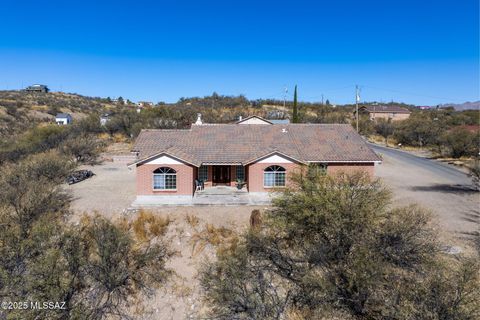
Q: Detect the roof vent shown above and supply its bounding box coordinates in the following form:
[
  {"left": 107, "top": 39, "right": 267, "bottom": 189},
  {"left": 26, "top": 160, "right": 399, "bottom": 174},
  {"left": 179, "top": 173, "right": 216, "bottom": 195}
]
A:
[
  {"left": 238, "top": 115, "right": 243, "bottom": 121},
  {"left": 281, "top": 128, "right": 287, "bottom": 133},
  {"left": 195, "top": 113, "right": 203, "bottom": 125}
]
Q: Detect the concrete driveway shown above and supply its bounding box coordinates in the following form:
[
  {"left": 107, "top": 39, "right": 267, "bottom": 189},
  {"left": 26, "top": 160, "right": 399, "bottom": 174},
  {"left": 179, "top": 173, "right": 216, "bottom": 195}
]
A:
[{"left": 371, "top": 144, "right": 479, "bottom": 237}]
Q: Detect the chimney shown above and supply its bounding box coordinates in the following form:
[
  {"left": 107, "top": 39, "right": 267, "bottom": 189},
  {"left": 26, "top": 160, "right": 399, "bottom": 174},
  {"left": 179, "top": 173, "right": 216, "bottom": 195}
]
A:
[
  {"left": 195, "top": 113, "right": 203, "bottom": 125},
  {"left": 238, "top": 115, "right": 242, "bottom": 121}
]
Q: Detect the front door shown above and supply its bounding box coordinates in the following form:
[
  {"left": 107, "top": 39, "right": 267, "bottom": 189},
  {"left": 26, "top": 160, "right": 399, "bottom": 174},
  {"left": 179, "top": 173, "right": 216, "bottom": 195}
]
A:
[{"left": 213, "top": 166, "right": 230, "bottom": 185}]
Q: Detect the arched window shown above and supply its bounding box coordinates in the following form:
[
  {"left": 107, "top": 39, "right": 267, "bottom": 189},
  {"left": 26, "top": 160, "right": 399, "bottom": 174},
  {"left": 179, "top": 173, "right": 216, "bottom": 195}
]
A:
[
  {"left": 153, "top": 167, "right": 177, "bottom": 190},
  {"left": 263, "top": 165, "right": 286, "bottom": 187}
]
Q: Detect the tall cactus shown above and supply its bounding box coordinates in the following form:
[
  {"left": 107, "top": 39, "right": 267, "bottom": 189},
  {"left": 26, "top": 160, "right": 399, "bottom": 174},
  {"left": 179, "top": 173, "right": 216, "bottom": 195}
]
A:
[{"left": 292, "top": 85, "right": 298, "bottom": 123}]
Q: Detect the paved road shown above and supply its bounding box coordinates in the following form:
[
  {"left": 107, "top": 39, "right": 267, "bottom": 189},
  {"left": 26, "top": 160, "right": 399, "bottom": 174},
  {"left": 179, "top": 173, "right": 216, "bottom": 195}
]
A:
[
  {"left": 370, "top": 144, "right": 470, "bottom": 185},
  {"left": 370, "top": 143, "right": 479, "bottom": 238}
]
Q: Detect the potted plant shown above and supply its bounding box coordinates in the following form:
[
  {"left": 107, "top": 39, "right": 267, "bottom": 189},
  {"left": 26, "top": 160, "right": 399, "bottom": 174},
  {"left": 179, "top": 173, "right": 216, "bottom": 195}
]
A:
[{"left": 235, "top": 178, "right": 246, "bottom": 190}]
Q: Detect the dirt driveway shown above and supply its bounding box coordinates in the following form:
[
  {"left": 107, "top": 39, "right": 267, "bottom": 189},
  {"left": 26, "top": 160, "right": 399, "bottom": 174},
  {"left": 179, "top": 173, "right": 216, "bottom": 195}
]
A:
[
  {"left": 373, "top": 144, "right": 479, "bottom": 238},
  {"left": 68, "top": 161, "right": 136, "bottom": 217}
]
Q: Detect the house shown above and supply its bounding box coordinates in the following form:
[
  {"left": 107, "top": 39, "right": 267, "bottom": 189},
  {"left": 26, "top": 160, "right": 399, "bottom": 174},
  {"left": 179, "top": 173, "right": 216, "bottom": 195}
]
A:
[
  {"left": 137, "top": 101, "right": 154, "bottom": 108},
  {"left": 235, "top": 115, "right": 291, "bottom": 125},
  {"left": 236, "top": 115, "right": 273, "bottom": 124},
  {"left": 55, "top": 113, "right": 72, "bottom": 125},
  {"left": 269, "top": 119, "right": 290, "bottom": 124},
  {"left": 25, "top": 84, "right": 49, "bottom": 93},
  {"left": 358, "top": 105, "right": 411, "bottom": 121},
  {"left": 100, "top": 113, "right": 111, "bottom": 126},
  {"left": 129, "top": 116, "right": 381, "bottom": 205}
]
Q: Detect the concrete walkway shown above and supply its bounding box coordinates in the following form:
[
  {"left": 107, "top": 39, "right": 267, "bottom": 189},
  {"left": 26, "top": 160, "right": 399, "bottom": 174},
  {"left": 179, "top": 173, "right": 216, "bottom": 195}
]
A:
[{"left": 132, "top": 187, "right": 273, "bottom": 207}]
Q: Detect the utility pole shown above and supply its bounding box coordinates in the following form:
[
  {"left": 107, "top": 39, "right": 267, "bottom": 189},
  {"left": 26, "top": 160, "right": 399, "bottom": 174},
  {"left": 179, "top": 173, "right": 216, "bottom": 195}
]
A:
[
  {"left": 321, "top": 94, "right": 324, "bottom": 105},
  {"left": 355, "top": 85, "right": 360, "bottom": 132},
  {"left": 283, "top": 86, "right": 288, "bottom": 108}
]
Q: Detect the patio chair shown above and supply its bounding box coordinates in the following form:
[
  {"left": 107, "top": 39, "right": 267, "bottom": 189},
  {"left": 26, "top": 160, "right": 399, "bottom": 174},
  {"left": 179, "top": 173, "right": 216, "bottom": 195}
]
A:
[{"left": 195, "top": 179, "right": 203, "bottom": 191}]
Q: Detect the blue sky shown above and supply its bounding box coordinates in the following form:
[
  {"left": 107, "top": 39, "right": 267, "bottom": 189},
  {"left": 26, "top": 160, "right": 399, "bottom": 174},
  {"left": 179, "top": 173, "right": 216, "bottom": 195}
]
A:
[{"left": 0, "top": 0, "right": 478, "bottom": 105}]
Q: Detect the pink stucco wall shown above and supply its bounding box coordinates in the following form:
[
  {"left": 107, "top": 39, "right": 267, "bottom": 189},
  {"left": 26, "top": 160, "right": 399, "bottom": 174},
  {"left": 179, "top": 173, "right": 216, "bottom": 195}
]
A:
[
  {"left": 247, "top": 162, "right": 301, "bottom": 192},
  {"left": 135, "top": 162, "right": 375, "bottom": 196},
  {"left": 136, "top": 163, "right": 194, "bottom": 195}
]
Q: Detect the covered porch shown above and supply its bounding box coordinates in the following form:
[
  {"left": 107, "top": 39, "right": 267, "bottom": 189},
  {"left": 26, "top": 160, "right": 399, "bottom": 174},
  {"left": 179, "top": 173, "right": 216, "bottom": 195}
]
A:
[{"left": 195, "top": 164, "right": 248, "bottom": 190}]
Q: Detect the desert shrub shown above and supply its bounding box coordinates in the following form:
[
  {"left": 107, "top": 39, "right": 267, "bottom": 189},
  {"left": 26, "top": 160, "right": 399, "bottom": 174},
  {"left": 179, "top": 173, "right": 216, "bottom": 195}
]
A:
[
  {"left": 60, "top": 133, "right": 105, "bottom": 164},
  {"left": 0, "top": 124, "right": 70, "bottom": 163},
  {"left": 374, "top": 118, "right": 395, "bottom": 145},
  {"left": 200, "top": 170, "right": 479, "bottom": 319},
  {"left": 357, "top": 115, "right": 375, "bottom": 136},
  {"left": 0, "top": 153, "right": 174, "bottom": 320},
  {"left": 394, "top": 114, "right": 439, "bottom": 147},
  {"left": 441, "top": 127, "right": 479, "bottom": 158},
  {"left": 469, "top": 160, "right": 480, "bottom": 190}
]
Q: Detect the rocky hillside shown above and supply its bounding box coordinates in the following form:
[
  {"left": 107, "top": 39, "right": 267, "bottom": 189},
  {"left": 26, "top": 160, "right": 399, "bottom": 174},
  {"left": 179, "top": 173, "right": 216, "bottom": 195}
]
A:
[{"left": 0, "top": 90, "right": 117, "bottom": 136}]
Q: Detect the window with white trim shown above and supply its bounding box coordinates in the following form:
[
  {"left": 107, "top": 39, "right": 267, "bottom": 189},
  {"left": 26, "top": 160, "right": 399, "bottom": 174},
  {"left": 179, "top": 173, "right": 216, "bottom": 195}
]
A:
[
  {"left": 263, "top": 165, "right": 286, "bottom": 187},
  {"left": 198, "top": 165, "right": 208, "bottom": 181},
  {"left": 153, "top": 167, "right": 177, "bottom": 190},
  {"left": 236, "top": 165, "right": 245, "bottom": 181}
]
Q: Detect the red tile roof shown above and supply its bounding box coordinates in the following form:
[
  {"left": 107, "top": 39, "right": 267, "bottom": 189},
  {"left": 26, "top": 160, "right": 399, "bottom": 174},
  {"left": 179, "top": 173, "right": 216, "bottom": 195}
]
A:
[{"left": 132, "top": 124, "right": 381, "bottom": 166}]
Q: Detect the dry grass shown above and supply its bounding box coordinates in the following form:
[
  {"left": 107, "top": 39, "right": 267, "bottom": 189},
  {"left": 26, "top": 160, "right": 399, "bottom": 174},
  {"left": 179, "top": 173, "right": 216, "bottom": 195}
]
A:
[
  {"left": 190, "top": 223, "right": 235, "bottom": 256},
  {"left": 130, "top": 210, "right": 171, "bottom": 241},
  {"left": 113, "top": 133, "right": 129, "bottom": 143},
  {"left": 185, "top": 214, "right": 200, "bottom": 228}
]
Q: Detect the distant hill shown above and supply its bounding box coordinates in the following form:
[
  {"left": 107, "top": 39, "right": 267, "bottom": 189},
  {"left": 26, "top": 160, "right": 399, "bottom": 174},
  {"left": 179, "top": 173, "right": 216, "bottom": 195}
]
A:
[
  {"left": 0, "top": 90, "right": 118, "bottom": 136},
  {"left": 440, "top": 101, "right": 480, "bottom": 111}
]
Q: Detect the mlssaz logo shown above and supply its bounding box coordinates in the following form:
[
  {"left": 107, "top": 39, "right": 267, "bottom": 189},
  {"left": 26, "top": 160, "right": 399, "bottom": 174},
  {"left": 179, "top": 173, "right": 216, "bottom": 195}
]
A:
[{"left": 31, "top": 301, "right": 66, "bottom": 310}]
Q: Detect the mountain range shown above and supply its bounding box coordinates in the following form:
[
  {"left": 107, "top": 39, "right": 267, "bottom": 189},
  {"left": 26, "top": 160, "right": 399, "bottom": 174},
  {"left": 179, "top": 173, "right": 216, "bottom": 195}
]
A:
[{"left": 439, "top": 101, "right": 480, "bottom": 111}]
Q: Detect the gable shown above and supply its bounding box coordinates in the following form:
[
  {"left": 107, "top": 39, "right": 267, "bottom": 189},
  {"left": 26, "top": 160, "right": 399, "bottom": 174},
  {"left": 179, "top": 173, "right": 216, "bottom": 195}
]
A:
[
  {"left": 257, "top": 154, "right": 294, "bottom": 164},
  {"left": 144, "top": 155, "right": 183, "bottom": 165},
  {"left": 237, "top": 116, "right": 272, "bottom": 125}
]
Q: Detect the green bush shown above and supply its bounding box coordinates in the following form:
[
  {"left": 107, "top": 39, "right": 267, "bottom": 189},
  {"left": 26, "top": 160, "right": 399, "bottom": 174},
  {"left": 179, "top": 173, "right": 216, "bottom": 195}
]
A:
[
  {"left": 442, "top": 127, "right": 479, "bottom": 158},
  {"left": 200, "top": 169, "right": 480, "bottom": 319}
]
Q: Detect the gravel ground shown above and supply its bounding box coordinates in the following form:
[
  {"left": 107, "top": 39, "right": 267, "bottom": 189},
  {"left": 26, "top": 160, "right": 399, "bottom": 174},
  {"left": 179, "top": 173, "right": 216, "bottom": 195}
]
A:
[{"left": 68, "top": 161, "right": 136, "bottom": 217}]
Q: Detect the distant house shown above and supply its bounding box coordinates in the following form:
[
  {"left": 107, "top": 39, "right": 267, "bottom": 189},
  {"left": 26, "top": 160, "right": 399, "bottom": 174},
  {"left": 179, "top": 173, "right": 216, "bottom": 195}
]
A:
[
  {"left": 56, "top": 113, "right": 72, "bottom": 125},
  {"left": 137, "top": 101, "right": 154, "bottom": 108},
  {"left": 25, "top": 84, "right": 49, "bottom": 93},
  {"left": 236, "top": 115, "right": 273, "bottom": 125},
  {"left": 100, "top": 113, "right": 111, "bottom": 126},
  {"left": 236, "top": 115, "right": 290, "bottom": 125},
  {"left": 269, "top": 119, "right": 290, "bottom": 125},
  {"left": 357, "top": 105, "right": 411, "bottom": 121}
]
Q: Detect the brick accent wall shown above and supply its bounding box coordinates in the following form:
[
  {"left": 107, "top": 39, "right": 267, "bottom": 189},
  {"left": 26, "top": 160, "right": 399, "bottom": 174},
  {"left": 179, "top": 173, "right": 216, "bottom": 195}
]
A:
[
  {"left": 247, "top": 162, "right": 302, "bottom": 192},
  {"left": 247, "top": 162, "right": 375, "bottom": 192},
  {"left": 327, "top": 163, "right": 375, "bottom": 177},
  {"left": 136, "top": 163, "right": 194, "bottom": 195},
  {"left": 135, "top": 162, "right": 375, "bottom": 196}
]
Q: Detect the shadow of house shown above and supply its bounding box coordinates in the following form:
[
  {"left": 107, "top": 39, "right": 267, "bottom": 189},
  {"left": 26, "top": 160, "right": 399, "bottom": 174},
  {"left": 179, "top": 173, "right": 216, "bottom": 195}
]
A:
[{"left": 410, "top": 184, "right": 478, "bottom": 194}]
